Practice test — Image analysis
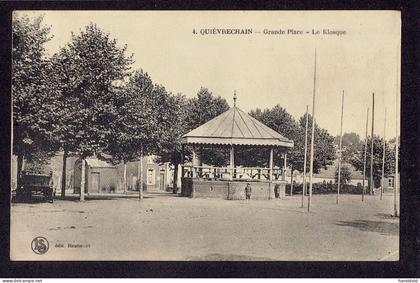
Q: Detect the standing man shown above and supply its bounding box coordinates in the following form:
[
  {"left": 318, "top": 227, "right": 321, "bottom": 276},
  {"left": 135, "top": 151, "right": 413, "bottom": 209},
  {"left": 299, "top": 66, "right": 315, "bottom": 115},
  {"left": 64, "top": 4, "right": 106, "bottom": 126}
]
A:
[
  {"left": 245, "top": 183, "right": 252, "bottom": 202},
  {"left": 274, "top": 183, "right": 280, "bottom": 199}
]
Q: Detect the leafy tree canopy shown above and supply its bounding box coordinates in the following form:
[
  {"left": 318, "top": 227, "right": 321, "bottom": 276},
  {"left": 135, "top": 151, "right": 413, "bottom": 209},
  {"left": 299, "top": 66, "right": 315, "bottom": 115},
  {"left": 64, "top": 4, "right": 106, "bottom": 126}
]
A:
[
  {"left": 12, "top": 14, "right": 57, "bottom": 160},
  {"left": 349, "top": 135, "right": 396, "bottom": 188},
  {"left": 298, "top": 113, "right": 336, "bottom": 174},
  {"left": 183, "top": 88, "right": 230, "bottom": 166},
  {"left": 248, "top": 105, "right": 304, "bottom": 170},
  {"left": 49, "top": 23, "right": 134, "bottom": 159},
  {"left": 334, "top": 164, "right": 352, "bottom": 185}
]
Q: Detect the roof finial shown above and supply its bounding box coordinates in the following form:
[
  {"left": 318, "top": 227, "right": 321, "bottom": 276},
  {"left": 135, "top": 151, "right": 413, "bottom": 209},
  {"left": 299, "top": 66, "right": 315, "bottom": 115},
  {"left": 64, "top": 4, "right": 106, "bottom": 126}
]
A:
[{"left": 233, "top": 90, "right": 237, "bottom": 107}]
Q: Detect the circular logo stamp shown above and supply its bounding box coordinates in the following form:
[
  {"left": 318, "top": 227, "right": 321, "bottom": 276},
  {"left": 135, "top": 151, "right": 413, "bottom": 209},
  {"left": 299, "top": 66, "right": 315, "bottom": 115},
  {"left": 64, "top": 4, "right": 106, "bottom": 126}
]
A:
[{"left": 31, "top": 236, "right": 49, "bottom": 255}]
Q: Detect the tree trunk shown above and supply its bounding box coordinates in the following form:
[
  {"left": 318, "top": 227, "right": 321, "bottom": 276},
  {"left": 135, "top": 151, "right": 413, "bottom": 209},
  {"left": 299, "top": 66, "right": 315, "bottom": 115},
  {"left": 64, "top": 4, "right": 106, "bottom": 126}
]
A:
[
  {"left": 80, "top": 159, "right": 85, "bottom": 201},
  {"left": 16, "top": 154, "right": 24, "bottom": 190},
  {"left": 123, "top": 161, "right": 127, "bottom": 193},
  {"left": 173, "top": 160, "right": 179, "bottom": 194},
  {"left": 61, "top": 150, "right": 68, "bottom": 199},
  {"left": 290, "top": 167, "right": 294, "bottom": 197},
  {"left": 139, "top": 145, "right": 143, "bottom": 200}
]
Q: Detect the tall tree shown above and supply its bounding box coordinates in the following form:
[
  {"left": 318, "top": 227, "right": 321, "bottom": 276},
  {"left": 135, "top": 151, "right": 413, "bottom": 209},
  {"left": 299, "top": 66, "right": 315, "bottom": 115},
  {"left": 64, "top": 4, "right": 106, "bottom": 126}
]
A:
[
  {"left": 185, "top": 87, "right": 230, "bottom": 131},
  {"left": 154, "top": 87, "right": 229, "bottom": 192},
  {"left": 103, "top": 70, "right": 155, "bottom": 191},
  {"left": 49, "top": 23, "right": 133, "bottom": 198},
  {"left": 350, "top": 136, "right": 395, "bottom": 188},
  {"left": 334, "top": 132, "right": 363, "bottom": 164},
  {"left": 12, "top": 14, "right": 58, "bottom": 187},
  {"left": 153, "top": 93, "right": 188, "bottom": 193},
  {"left": 239, "top": 106, "right": 335, "bottom": 180},
  {"left": 185, "top": 88, "right": 230, "bottom": 166},
  {"left": 334, "top": 164, "right": 352, "bottom": 185},
  {"left": 248, "top": 105, "right": 304, "bottom": 174},
  {"left": 298, "top": 113, "right": 336, "bottom": 174}
]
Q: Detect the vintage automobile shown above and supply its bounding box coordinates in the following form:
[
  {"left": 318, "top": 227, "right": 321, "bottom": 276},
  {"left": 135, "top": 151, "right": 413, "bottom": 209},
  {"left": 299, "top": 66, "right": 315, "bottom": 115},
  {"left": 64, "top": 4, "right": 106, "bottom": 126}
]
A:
[{"left": 16, "top": 171, "right": 55, "bottom": 203}]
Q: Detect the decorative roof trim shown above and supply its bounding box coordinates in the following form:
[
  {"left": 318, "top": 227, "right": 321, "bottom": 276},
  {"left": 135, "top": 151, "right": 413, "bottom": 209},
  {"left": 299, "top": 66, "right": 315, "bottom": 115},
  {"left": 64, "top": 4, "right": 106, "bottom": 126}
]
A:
[{"left": 182, "top": 136, "right": 294, "bottom": 148}]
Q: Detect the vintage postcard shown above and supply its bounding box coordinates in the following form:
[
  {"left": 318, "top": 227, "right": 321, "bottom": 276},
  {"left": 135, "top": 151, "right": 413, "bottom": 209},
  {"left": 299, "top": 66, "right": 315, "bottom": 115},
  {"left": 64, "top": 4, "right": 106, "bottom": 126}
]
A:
[{"left": 11, "top": 10, "right": 401, "bottom": 261}]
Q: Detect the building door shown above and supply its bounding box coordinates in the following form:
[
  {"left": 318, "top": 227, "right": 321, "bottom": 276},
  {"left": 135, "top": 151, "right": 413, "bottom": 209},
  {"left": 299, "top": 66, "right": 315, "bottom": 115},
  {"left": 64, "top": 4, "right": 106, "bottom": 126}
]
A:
[
  {"left": 146, "top": 168, "right": 155, "bottom": 191},
  {"left": 159, "top": 173, "right": 165, "bottom": 191},
  {"left": 91, "top": 172, "right": 100, "bottom": 193}
]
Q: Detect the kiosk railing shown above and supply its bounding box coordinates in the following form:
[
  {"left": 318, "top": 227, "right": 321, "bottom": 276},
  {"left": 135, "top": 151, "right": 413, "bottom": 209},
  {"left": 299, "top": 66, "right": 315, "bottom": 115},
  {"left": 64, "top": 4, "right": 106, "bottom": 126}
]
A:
[{"left": 181, "top": 165, "right": 285, "bottom": 181}]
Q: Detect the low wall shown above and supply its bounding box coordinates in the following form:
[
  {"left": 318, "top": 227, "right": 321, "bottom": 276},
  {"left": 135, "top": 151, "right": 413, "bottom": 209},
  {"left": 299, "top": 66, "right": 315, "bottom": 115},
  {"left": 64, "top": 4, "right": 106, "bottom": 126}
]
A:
[{"left": 181, "top": 178, "right": 286, "bottom": 200}]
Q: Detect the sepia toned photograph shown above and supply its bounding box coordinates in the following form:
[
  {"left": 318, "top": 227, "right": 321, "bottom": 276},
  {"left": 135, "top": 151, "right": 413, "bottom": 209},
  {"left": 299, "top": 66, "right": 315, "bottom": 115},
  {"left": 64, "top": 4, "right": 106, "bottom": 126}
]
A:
[{"left": 10, "top": 10, "right": 401, "bottom": 261}]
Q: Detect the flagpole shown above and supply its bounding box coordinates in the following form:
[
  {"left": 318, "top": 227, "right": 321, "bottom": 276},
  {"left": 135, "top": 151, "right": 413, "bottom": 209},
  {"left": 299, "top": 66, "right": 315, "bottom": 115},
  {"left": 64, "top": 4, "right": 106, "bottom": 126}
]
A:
[
  {"left": 370, "top": 93, "right": 375, "bottom": 195},
  {"left": 394, "top": 46, "right": 399, "bottom": 217},
  {"left": 381, "top": 108, "right": 386, "bottom": 200},
  {"left": 362, "top": 107, "right": 369, "bottom": 202},
  {"left": 337, "top": 90, "right": 344, "bottom": 204},
  {"left": 308, "top": 48, "right": 317, "bottom": 212},
  {"left": 301, "top": 105, "right": 309, "bottom": 208}
]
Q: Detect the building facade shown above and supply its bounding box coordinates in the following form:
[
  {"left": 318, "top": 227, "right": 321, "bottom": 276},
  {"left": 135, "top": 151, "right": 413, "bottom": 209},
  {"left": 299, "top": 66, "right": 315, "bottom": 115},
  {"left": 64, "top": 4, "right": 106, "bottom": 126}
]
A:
[{"left": 73, "top": 156, "right": 172, "bottom": 194}]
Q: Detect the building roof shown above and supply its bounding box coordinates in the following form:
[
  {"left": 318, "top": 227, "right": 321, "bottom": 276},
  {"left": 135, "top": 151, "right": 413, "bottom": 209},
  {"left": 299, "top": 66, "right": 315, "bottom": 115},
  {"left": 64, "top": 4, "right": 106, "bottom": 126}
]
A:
[
  {"left": 85, "top": 158, "right": 115, "bottom": 168},
  {"left": 182, "top": 106, "right": 294, "bottom": 148}
]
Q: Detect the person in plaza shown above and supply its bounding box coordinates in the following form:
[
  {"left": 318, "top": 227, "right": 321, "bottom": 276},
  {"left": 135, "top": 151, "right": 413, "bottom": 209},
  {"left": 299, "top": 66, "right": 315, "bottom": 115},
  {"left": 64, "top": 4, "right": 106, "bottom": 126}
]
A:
[
  {"left": 245, "top": 183, "right": 252, "bottom": 201},
  {"left": 274, "top": 183, "right": 280, "bottom": 199}
]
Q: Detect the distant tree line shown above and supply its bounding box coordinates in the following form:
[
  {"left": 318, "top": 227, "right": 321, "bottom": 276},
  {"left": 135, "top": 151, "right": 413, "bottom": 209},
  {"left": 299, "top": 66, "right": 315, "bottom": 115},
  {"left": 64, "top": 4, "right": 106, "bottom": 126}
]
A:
[{"left": 333, "top": 132, "right": 400, "bottom": 188}]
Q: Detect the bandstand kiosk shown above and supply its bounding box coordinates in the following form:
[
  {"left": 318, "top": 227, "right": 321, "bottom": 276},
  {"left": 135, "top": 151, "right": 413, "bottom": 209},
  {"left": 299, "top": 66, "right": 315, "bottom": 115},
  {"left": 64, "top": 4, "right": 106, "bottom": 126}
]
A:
[{"left": 181, "top": 95, "right": 294, "bottom": 200}]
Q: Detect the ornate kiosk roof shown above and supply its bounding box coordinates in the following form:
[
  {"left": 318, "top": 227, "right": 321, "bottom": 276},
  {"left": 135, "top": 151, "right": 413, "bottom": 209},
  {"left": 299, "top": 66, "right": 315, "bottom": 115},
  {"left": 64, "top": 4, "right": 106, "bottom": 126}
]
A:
[{"left": 182, "top": 106, "right": 294, "bottom": 148}]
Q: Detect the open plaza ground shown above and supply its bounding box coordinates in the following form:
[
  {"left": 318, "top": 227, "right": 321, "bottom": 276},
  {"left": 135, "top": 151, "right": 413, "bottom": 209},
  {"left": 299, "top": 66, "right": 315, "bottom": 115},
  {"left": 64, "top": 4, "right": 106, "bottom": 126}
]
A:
[{"left": 10, "top": 192, "right": 399, "bottom": 261}]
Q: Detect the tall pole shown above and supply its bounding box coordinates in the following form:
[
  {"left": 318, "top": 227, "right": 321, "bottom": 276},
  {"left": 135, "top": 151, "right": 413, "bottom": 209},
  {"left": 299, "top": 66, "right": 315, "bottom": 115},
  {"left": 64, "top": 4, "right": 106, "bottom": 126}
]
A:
[
  {"left": 362, "top": 107, "right": 369, "bottom": 202},
  {"left": 394, "top": 46, "right": 399, "bottom": 217},
  {"left": 308, "top": 48, "right": 317, "bottom": 212},
  {"left": 301, "top": 105, "right": 309, "bottom": 208},
  {"left": 370, "top": 93, "right": 375, "bottom": 195},
  {"left": 381, "top": 108, "right": 387, "bottom": 200},
  {"left": 269, "top": 148, "right": 274, "bottom": 199},
  {"left": 337, "top": 90, "right": 344, "bottom": 204}
]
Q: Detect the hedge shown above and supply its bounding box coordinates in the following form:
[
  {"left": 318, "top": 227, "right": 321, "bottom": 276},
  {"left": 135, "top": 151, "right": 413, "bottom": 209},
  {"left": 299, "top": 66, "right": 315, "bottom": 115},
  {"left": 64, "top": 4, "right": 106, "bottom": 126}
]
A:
[{"left": 286, "top": 183, "right": 365, "bottom": 195}]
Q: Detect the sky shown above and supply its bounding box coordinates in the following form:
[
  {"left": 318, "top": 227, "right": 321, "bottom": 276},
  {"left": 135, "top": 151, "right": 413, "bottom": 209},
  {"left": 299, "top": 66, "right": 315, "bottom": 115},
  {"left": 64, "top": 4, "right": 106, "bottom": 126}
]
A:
[{"left": 17, "top": 11, "right": 401, "bottom": 139}]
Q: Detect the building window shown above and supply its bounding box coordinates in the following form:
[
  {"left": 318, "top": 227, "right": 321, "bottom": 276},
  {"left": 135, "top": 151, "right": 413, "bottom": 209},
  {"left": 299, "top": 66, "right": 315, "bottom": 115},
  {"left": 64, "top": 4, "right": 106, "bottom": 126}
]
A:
[
  {"left": 388, "top": 178, "right": 394, "bottom": 188},
  {"left": 147, "top": 156, "right": 154, "bottom": 164},
  {"left": 147, "top": 168, "right": 155, "bottom": 185}
]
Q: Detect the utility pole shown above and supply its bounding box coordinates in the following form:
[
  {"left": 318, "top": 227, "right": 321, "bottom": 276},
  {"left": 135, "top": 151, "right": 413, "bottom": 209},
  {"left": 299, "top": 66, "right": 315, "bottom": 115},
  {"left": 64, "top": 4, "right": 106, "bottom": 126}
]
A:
[
  {"left": 381, "top": 108, "right": 387, "bottom": 200},
  {"left": 362, "top": 107, "right": 369, "bottom": 202},
  {"left": 337, "top": 91, "right": 344, "bottom": 204},
  {"left": 394, "top": 47, "right": 399, "bottom": 217},
  {"left": 370, "top": 93, "right": 375, "bottom": 195},
  {"left": 301, "top": 105, "right": 309, "bottom": 208},
  {"left": 308, "top": 48, "right": 317, "bottom": 212}
]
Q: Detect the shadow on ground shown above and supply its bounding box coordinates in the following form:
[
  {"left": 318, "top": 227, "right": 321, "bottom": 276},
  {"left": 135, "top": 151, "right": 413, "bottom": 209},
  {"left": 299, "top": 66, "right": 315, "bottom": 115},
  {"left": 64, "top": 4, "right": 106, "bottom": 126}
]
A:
[
  {"left": 336, "top": 220, "right": 399, "bottom": 236},
  {"left": 26, "top": 192, "right": 183, "bottom": 202},
  {"left": 186, "top": 253, "right": 275, "bottom": 261},
  {"left": 374, "top": 213, "right": 400, "bottom": 220}
]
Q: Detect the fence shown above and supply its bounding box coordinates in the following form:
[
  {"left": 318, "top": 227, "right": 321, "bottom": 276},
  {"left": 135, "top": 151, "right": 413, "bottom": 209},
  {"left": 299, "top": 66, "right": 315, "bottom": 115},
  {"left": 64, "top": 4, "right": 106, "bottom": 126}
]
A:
[{"left": 181, "top": 165, "right": 285, "bottom": 181}]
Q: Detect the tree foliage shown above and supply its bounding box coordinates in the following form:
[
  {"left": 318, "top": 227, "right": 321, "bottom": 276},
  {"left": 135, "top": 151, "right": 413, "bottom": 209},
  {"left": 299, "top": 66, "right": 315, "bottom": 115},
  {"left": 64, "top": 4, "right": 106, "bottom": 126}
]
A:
[
  {"left": 334, "top": 164, "right": 352, "bottom": 185},
  {"left": 334, "top": 132, "right": 363, "bottom": 163},
  {"left": 185, "top": 87, "right": 230, "bottom": 132},
  {"left": 244, "top": 107, "right": 335, "bottom": 174},
  {"left": 298, "top": 113, "right": 336, "bottom": 174},
  {"left": 349, "top": 136, "right": 395, "bottom": 188},
  {"left": 248, "top": 105, "right": 304, "bottom": 170},
  {"left": 46, "top": 23, "right": 133, "bottom": 197},
  {"left": 104, "top": 70, "right": 155, "bottom": 164},
  {"left": 12, "top": 14, "right": 57, "bottom": 163},
  {"left": 184, "top": 88, "right": 230, "bottom": 166},
  {"left": 49, "top": 23, "right": 134, "bottom": 158}
]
